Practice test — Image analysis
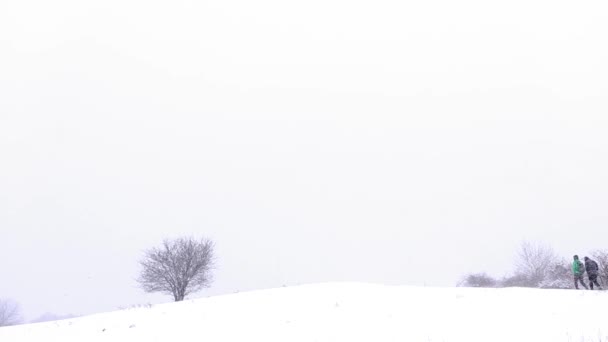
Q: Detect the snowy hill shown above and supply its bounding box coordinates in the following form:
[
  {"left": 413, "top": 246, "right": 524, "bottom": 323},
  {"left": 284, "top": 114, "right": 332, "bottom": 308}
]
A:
[{"left": 1, "top": 283, "right": 606, "bottom": 342}]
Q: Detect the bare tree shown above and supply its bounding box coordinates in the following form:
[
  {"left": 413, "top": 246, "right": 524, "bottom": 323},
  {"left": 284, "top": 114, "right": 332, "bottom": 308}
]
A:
[
  {"left": 500, "top": 273, "right": 533, "bottom": 287},
  {"left": 458, "top": 273, "right": 497, "bottom": 287},
  {"left": 538, "top": 259, "right": 571, "bottom": 289},
  {"left": 0, "top": 299, "right": 22, "bottom": 327},
  {"left": 513, "top": 240, "right": 560, "bottom": 287},
  {"left": 137, "top": 237, "right": 215, "bottom": 301}
]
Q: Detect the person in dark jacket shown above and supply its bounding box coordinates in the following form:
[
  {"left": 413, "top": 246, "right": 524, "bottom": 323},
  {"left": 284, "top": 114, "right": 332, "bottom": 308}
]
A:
[
  {"left": 584, "top": 256, "right": 602, "bottom": 290},
  {"left": 572, "top": 255, "right": 588, "bottom": 290}
]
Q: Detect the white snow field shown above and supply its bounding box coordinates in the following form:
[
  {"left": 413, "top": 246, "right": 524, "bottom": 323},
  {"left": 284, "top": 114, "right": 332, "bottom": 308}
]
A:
[{"left": 1, "top": 283, "right": 606, "bottom": 342}]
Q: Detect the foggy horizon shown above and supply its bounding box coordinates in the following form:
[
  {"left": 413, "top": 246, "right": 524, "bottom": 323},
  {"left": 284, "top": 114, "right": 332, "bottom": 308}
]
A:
[{"left": 2, "top": 0, "right": 608, "bottom": 322}]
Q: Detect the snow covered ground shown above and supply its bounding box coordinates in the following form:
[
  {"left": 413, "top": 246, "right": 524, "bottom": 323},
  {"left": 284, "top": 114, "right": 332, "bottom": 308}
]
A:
[{"left": 1, "top": 283, "right": 606, "bottom": 342}]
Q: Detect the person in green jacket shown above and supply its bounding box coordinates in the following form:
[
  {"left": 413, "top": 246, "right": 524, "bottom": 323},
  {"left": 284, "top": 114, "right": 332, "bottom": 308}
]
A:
[{"left": 572, "top": 255, "right": 588, "bottom": 290}]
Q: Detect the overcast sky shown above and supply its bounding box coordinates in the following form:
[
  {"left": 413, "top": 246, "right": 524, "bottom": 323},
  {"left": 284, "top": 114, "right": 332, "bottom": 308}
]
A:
[{"left": 2, "top": 0, "right": 608, "bottom": 321}]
